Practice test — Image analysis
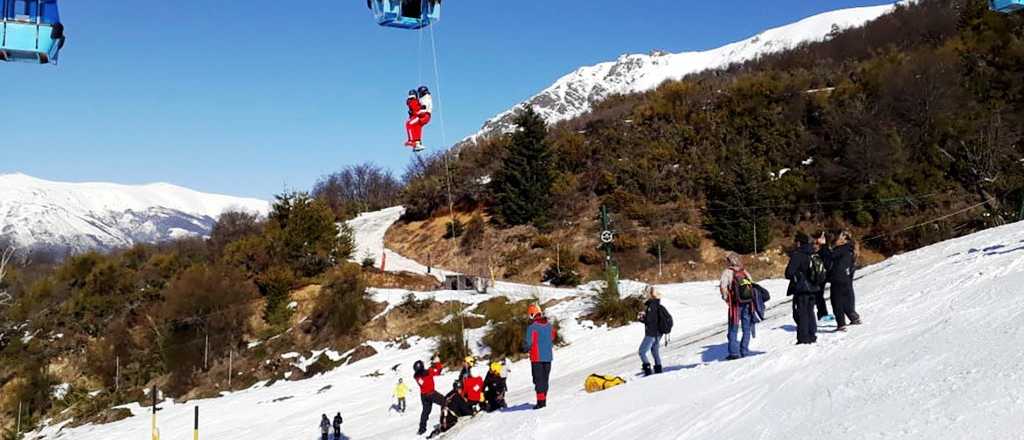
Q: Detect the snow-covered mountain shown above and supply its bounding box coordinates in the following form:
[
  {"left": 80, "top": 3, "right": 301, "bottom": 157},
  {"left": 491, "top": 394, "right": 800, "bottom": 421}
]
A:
[
  {"left": 466, "top": 3, "right": 898, "bottom": 143},
  {"left": 0, "top": 173, "right": 270, "bottom": 254}
]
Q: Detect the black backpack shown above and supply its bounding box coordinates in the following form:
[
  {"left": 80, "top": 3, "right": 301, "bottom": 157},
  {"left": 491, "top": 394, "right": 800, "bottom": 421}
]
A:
[
  {"left": 657, "top": 305, "right": 673, "bottom": 335},
  {"left": 808, "top": 253, "right": 828, "bottom": 286}
]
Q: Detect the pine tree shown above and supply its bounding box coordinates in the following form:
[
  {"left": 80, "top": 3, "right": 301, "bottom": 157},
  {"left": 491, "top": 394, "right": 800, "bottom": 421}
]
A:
[{"left": 491, "top": 107, "right": 553, "bottom": 226}]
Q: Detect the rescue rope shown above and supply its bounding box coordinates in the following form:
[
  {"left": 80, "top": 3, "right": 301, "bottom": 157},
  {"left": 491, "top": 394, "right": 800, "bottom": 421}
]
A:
[{"left": 428, "top": 20, "right": 465, "bottom": 358}]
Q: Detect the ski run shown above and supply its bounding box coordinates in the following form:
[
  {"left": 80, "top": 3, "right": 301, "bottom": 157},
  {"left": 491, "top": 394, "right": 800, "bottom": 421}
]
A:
[{"left": 28, "top": 207, "right": 1024, "bottom": 440}]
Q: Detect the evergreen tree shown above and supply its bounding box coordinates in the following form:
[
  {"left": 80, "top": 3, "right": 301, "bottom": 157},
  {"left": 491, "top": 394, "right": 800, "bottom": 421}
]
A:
[{"left": 491, "top": 107, "right": 554, "bottom": 226}]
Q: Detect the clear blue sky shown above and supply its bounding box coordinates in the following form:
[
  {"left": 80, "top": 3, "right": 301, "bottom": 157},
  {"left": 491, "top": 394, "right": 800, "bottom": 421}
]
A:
[{"left": 2, "top": 1, "right": 892, "bottom": 199}]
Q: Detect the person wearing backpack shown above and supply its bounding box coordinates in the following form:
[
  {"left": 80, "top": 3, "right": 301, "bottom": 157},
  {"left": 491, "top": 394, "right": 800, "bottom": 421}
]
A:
[
  {"left": 786, "top": 232, "right": 820, "bottom": 344},
  {"left": 719, "top": 252, "right": 756, "bottom": 360},
  {"left": 829, "top": 230, "right": 862, "bottom": 331},
  {"left": 637, "top": 286, "right": 671, "bottom": 375}
]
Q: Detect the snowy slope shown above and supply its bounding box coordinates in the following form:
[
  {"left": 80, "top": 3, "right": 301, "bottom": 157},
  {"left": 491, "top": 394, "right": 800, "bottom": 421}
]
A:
[
  {"left": 0, "top": 173, "right": 270, "bottom": 254},
  {"left": 467, "top": 3, "right": 897, "bottom": 143},
  {"left": 345, "top": 206, "right": 457, "bottom": 281},
  {"left": 30, "top": 215, "right": 1024, "bottom": 440}
]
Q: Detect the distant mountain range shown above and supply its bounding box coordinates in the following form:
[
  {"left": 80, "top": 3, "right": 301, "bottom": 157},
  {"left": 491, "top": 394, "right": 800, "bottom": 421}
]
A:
[
  {"left": 0, "top": 173, "right": 269, "bottom": 255},
  {"left": 464, "top": 3, "right": 898, "bottom": 144}
]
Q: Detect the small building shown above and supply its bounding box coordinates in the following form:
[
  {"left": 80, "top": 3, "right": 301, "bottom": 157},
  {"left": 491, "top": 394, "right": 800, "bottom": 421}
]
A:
[{"left": 442, "top": 275, "right": 489, "bottom": 293}]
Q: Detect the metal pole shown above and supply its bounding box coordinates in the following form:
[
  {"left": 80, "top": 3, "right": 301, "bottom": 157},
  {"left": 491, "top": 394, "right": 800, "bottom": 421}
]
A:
[
  {"left": 194, "top": 406, "right": 199, "bottom": 440},
  {"left": 115, "top": 356, "right": 120, "bottom": 392}
]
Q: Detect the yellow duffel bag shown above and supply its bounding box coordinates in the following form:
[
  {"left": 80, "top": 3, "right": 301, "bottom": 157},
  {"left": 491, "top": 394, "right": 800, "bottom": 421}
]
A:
[{"left": 585, "top": 374, "right": 626, "bottom": 393}]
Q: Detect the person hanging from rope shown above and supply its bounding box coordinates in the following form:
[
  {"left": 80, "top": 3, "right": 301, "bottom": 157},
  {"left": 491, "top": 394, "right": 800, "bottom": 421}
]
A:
[{"left": 405, "top": 86, "right": 433, "bottom": 152}]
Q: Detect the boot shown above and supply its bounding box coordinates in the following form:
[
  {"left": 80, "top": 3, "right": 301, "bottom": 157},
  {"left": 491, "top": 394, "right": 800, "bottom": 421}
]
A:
[
  {"left": 654, "top": 364, "right": 663, "bottom": 374},
  {"left": 533, "top": 400, "right": 546, "bottom": 410},
  {"left": 642, "top": 363, "right": 652, "bottom": 376}
]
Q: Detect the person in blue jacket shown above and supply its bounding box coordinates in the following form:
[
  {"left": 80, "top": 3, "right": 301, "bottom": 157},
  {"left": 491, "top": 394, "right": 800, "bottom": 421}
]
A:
[{"left": 522, "top": 304, "right": 556, "bottom": 409}]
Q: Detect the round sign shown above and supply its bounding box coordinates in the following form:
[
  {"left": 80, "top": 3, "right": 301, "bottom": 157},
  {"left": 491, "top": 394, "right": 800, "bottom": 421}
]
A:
[{"left": 600, "top": 230, "right": 614, "bottom": 244}]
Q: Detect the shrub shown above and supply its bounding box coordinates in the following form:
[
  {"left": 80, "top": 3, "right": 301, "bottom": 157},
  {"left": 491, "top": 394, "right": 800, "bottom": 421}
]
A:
[
  {"left": 482, "top": 315, "right": 531, "bottom": 360},
  {"left": 646, "top": 238, "right": 670, "bottom": 258},
  {"left": 671, "top": 228, "right": 702, "bottom": 250},
  {"left": 397, "top": 292, "right": 431, "bottom": 315},
  {"left": 161, "top": 265, "right": 257, "bottom": 392},
  {"left": 442, "top": 218, "right": 464, "bottom": 239},
  {"left": 314, "top": 263, "right": 370, "bottom": 336},
  {"left": 255, "top": 266, "right": 297, "bottom": 329},
  {"left": 209, "top": 210, "right": 262, "bottom": 256},
  {"left": 361, "top": 255, "right": 376, "bottom": 269},
  {"left": 588, "top": 270, "right": 644, "bottom": 327},
  {"left": 578, "top": 249, "right": 603, "bottom": 266},
  {"left": 541, "top": 248, "right": 582, "bottom": 287},
  {"left": 459, "top": 214, "right": 486, "bottom": 254},
  {"left": 531, "top": 235, "right": 553, "bottom": 249},
  {"left": 434, "top": 319, "right": 469, "bottom": 367}
]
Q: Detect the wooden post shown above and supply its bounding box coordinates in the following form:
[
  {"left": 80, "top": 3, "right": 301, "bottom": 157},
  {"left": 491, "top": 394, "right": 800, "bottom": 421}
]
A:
[
  {"left": 752, "top": 209, "right": 759, "bottom": 256},
  {"left": 115, "top": 356, "right": 120, "bottom": 392},
  {"left": 16, "top": 401, "right": 21, "bottom": 435},
  {"left": 204, "top": 333, "right": 209, "bottom": 370},
  {"left": 151, "top": 386, "right": 160, "bottom": 440},
  {"left": 227, "top": 350, "right": 233, "bottom": 390},
  {"left": 658, "top": 242, "right": 663, "bottom": 278},
  {"left": 556, "top": 243, "right": 561, "bottom": 274}
]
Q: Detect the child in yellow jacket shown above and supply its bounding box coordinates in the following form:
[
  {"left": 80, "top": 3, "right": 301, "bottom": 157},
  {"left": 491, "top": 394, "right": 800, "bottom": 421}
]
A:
[{"left": 394, "top": 378, "right": 409, "bottom": 413}]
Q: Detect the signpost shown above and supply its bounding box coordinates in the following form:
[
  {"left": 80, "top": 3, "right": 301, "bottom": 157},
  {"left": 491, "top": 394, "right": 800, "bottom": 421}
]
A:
[{"left": 599, "top": 206, "right": 619, "bottom": 286}]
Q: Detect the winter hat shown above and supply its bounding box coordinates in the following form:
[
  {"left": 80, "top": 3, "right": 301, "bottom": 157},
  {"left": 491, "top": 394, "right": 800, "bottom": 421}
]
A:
[
  {"left": 644, "top": 285, "right": 661, "bottom": 299},
  {"left": 725, "top": 252, "right": 743, "bottom": 268},
  {"left": 527, "top": 303, "right": 542, "bottom": 318}
]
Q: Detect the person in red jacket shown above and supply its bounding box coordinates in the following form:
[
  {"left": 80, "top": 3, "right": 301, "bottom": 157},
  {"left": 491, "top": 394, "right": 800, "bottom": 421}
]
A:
[
  {"left": 461, "top": 373, "right": 484, "bottom": 413},
  {"left": 404, "top": 89, "right": 422, "bottom": 150},
  {"left": 405, "top": 86, "right": 432, "bottom": 152},
  {"left": 414, "top": 355, "right": 444, "bottom": 435}
]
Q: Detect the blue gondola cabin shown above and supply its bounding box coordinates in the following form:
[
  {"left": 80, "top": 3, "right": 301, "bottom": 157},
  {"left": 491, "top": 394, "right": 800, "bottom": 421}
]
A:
[
  {"left": 991, "top": 0, "right": 1024, "bottom": 13},
  {"left": 369, "top": 0, "right": 441, "bottom": 30},
  {"left": 1, "top": 0, "right": 65, "bottom": 64}
]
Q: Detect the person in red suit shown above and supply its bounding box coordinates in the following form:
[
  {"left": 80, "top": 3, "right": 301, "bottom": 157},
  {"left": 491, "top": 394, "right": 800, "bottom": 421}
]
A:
[
  {"left": 405, "top": 86, "right": 432, "bottom": 152},
  {"left": 414, "top": 355, "right": 444, "bottom": 435}
]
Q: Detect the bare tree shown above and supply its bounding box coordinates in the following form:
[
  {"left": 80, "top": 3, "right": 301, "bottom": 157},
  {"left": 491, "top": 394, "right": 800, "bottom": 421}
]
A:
[
  {"left": 312, "top": 163, "right": 403, "bottom": 220},
  {"left": 0, "top": 245, "right": 14, "bottom": 307}
]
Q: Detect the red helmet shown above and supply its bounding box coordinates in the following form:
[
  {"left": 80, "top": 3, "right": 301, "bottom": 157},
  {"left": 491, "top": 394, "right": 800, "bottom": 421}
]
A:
[{"left": 527, "top": 304, "right": 542, "bottom": 318}]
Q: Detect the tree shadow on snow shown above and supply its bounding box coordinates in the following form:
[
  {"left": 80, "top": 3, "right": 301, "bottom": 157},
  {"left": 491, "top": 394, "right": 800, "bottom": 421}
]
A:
[{"left": 501, "top": 403, "right": 534, "bottom": 413}]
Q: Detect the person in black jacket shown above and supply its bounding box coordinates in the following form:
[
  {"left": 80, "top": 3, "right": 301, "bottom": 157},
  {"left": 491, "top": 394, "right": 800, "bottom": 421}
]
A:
[
  {"left": 332, "top": 412, "right": 343, "bottom": 439},
  {"left": 483, "top": 361, "right": 507, "bottom": 412},
  {"left": 636, "top": 286, "right": 664, "bottom": 376},
  {"left": 786, "top": 232, "right": 819, "bottom": 344},
  {"left": 319, "top": 414, "right": 330, "bottom": 440},
  {"left": 829, "top": 230, "right": 862, "bottom": 331}
]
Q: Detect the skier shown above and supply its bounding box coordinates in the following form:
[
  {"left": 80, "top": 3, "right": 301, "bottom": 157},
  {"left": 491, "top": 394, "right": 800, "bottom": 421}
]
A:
[
  {"left": 829, "top": 230, "right": 862, "bottom": 331},
  {"left": 414, "top": 355, "right": 445, "bottom": 435},
  {"left": 404, "top": 89, "right": 422, "bottom": 150},
  {"left": 637, "top": 286, "right": 665, "bottom": 375},
  {"left": 405, "top": 85, "right": 433, "bottom": 152},
  {"left": 394, "top": 378, "right": 409, "bottom": 413},
  {"left": 786, "top": 232, "right": 820, "bottom": 344},
  {"left": 319, "top": 414, "right": 330, "bottom": 440},
  {"left": 483, "top": 360, "right": 508, "bottom": 412},
  {"left": 522, "top": 304, "right": 556, "bottom": 409},
  {"left": 332, "top": 412, "right": 343, "bottom": 439},
  {"left": 719, "top": 252, "right": 755, "bottom": 359}
]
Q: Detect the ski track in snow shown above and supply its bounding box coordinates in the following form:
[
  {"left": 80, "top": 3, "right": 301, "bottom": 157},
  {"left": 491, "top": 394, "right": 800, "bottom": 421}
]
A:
[{"left": 29, "top": 210, "right": 1024, "bottom": 440}]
